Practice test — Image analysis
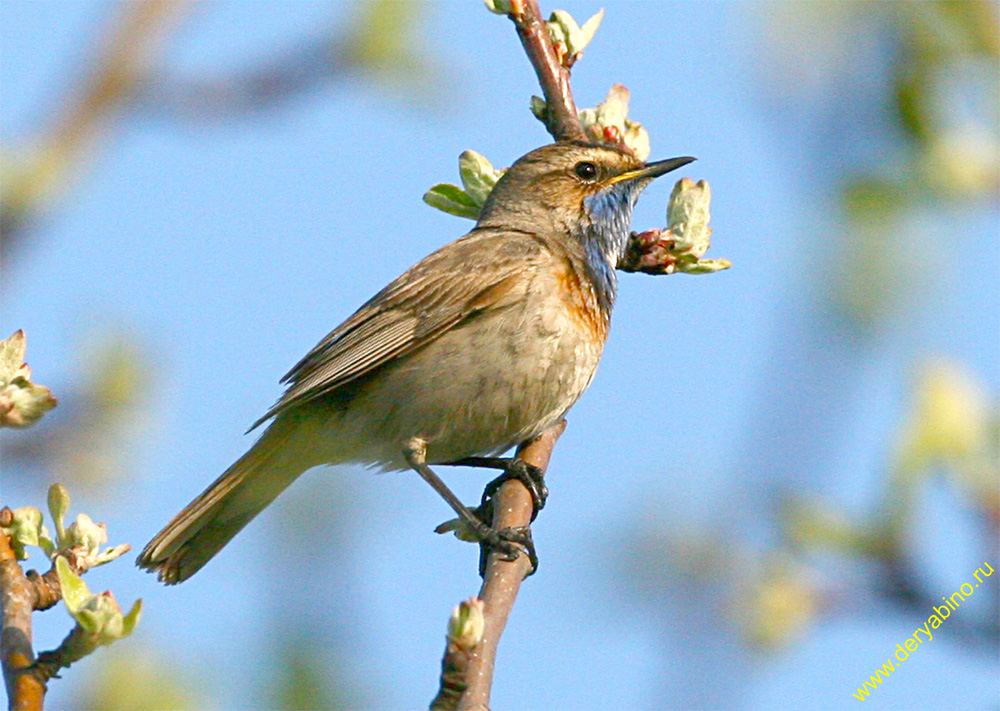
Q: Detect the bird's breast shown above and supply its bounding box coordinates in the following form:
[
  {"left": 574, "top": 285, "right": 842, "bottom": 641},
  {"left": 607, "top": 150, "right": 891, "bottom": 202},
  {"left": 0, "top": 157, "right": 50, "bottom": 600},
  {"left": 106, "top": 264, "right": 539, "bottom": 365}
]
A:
[
  {"left": 554, "top": 257, "right": 612, "bottom": 346},
  {"left": 332, "top": 256, "right": 611, "bottom": 468}
]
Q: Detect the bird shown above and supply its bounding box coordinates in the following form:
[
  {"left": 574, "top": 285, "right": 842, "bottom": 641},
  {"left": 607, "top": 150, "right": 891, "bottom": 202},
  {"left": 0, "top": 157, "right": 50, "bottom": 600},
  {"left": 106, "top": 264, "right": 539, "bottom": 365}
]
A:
[{"left": 137, "top": 140, "right": 694, "bottom": 584}]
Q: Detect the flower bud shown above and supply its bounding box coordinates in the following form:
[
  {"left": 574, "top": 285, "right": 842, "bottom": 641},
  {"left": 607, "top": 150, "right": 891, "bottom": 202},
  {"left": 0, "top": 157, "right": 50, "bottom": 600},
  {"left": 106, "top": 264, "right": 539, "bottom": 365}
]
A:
[
  {"left": 65, "top": 513, "right": 108, "bottom": 553},
  {"left": 577, "top": 85, "right": 650, "bottom": 160},
  {"left": 530, "top": 95, "right": 548, "bottom": 122},
  {"left": 483, "top": 0, "right": 523, "bottom": 15},
  {"left": 483, "top": 0, "right": 512, "bottom": 14},
  {"left": 458, "top": 150, "right": 502, "bottom": 206},
  {"left": 0, "top": 330, "right": 57, "bottom": 428},
  {"left": 447, "top": 596, "right": 485, "bottom": 650},
  {"left": 48, "top": 483, "right": 71, "bottom": 542},
  {"left": 623, "top": 120, "right": 650, "bottom": 163},
  {"left": 667, "top": 178, "right": 712, "bottom": 256},
  {"left": 56, "top": 556, "right": 142, "bottom": 646},
  {"left": 4, "top": 506, "right": 47, "bottom": 559},
  {"left": 546, "top": 9, "right": 603, "bottom": 62}
]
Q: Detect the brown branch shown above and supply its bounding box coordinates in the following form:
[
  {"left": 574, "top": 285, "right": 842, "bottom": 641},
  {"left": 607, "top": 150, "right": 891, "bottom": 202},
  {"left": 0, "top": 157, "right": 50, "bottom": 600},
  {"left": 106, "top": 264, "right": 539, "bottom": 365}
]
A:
[
  {"left": 455, "top": 421, "right": 566, "bottom": 710},
  {"left": 135, "top": 35, "right": 346, "bottom": 121},
  {"left": 23, "top": 569, "right": 62, "bottom": 614},
  {"left": 431, "top": 636, "right": 474, "bottom": 710},
  {"left": 1, "top": 1, "right": 193, "bottom": 254},
  {"left": 31, "top": 625, "right": 98, "bottom": 688},
  {"left": 134, "top": 3, "right": 430, "bottom": 123},
  {"left": 0, "top": 503, "right": 89, "bottom": 710},
  {"left": 1, "top": 527, "right": 45, "bottom": 711},
  {"left": 619, "top": 229, "right": 677, "bottom": 274},
  {"left": 3, "top": 1, "right": 432, "bottom": 260},
  {"left": 508, "top": 1, "right": 586, "bottom": 142}
]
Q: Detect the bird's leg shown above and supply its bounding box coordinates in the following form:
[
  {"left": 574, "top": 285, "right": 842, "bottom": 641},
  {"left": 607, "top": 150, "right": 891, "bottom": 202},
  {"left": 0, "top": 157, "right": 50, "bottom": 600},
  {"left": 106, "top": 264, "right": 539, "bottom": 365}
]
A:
[
  {"left": 403, "top": 438, "right": 536, "bottom": 574},
  {"left": 445, "top": 456, "right": 548, "bottom": 522}
]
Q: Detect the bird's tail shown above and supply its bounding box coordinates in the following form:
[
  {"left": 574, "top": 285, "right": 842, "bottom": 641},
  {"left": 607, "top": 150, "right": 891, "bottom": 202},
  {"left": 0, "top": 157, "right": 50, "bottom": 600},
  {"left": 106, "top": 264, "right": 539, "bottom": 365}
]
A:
[{"left": 137, "top": 416, "right": 327, "bottom": 584}]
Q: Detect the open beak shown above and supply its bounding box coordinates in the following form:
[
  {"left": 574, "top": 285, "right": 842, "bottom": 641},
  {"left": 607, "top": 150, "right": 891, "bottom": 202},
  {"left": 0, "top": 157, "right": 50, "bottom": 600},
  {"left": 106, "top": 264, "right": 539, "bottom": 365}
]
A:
[{"left": 609, "top": 156, "right": 696, "bottom": 185}]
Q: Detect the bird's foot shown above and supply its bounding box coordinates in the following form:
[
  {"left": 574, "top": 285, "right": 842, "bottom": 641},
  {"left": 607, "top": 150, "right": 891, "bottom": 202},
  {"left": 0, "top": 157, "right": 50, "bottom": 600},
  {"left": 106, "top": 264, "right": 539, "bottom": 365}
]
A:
[
  {"left": 477, "top": 523, "right": 537, "bottom": 577},
  {"left": 448, "top": 456, "right": 548, "bottom": 521},
  {"left": 418, "top": 446, "right": 544, "bottom": 576},
  {"left": 435, "top": 507, "right": 538, "bottom": 576},
  {"left": 482, "top": 458, "right": 548, "bottom": 521}
]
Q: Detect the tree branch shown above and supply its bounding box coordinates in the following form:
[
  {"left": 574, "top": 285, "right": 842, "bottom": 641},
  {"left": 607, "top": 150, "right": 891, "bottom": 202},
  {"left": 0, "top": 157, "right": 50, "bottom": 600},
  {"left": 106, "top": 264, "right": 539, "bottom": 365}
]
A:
[
  {"left": 0, "top": 501, "right": 93, "bottom": 710},
  {"left": 507, "top": 1, "right": 586, "bottom": 142},
  {"left": 1, "top": 523, "right": 45, "bottom": 711},
  {"left": 455, "top": 421, "right": 566, "bottom": 710}
]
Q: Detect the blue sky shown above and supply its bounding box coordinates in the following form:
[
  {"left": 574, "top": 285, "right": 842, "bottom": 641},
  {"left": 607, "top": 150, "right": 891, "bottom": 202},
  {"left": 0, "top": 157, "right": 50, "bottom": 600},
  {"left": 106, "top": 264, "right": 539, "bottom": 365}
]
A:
[{"left": 3, "top": 2, "right": 998, "bottom": 709}]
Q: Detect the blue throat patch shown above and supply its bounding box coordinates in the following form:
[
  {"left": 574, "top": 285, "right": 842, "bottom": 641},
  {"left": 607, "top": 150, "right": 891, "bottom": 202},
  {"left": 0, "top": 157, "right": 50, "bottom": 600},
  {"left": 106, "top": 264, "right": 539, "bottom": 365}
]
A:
[{"left": 582, "top": 184, "right": 641, "bottom": 314}]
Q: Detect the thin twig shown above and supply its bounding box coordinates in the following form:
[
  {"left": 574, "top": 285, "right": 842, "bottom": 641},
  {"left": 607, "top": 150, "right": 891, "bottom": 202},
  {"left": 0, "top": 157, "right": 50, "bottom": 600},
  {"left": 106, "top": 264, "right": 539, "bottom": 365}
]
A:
[
  {"left": 1, "top": 527, "right": 45, "bottom": 711},
  {"left": 431, "top": 638, "right": 473, "bottom": 710},
  {"left": 1, "top": 1, "right": 193, "bottom": 252},
  {"left": 508, "top": 1, "right": 586, "bottom": 142},
  {"left": 32, "top": 624, "right": 97, "bottom": 687},
  {"left": 457, "top": 421, "right": 566, "bottom": 710},
  {"left": 134, "top": 3, "right": 429, "bottom": 123}
]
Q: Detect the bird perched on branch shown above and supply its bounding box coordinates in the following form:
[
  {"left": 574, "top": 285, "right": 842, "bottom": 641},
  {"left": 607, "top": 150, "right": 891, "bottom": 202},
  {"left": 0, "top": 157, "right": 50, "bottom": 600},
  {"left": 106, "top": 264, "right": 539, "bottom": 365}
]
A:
[{"left": 138, "top": 141, "right": 693, "bottom": 584}]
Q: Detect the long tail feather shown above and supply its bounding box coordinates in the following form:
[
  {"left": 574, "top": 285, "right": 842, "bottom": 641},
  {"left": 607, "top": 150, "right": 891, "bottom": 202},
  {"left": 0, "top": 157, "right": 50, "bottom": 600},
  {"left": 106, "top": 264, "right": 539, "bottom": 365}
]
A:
[{"left": 137, "top": 417, "right": 325, "bottom": 584}]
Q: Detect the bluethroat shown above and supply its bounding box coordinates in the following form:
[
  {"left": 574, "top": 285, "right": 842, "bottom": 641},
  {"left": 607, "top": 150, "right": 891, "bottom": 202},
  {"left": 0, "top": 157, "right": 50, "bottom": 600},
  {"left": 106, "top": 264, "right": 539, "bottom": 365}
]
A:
[{"left": 138, "top": 141, "right": 694, "bottom": 583}]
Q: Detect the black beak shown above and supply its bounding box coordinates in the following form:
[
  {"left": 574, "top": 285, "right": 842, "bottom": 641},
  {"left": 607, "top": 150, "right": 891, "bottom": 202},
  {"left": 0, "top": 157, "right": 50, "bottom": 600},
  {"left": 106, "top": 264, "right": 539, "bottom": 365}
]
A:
[
  {"left": 609, "top": 156, "right": 696, "bottom": 185},
  {"left": 612, "top": 156, "right": 697, "bottom": 184}
]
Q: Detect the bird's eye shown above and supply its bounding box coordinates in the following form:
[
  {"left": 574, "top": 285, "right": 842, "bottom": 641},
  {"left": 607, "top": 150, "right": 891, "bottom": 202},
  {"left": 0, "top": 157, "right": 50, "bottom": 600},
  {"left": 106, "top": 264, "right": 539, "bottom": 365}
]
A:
[{"left": 573, "top": 161, "right": 599, "bottom": 181}]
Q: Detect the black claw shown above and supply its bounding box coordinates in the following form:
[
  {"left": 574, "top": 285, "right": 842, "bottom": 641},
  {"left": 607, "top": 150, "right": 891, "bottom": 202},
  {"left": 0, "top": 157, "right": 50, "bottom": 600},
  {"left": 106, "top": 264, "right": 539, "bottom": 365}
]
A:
[
  {"left": 477, "top": 525, "right": 538, "bottom": 577},
  {"left": 480, "top": 458, "right": 548, "bottom": 521}
]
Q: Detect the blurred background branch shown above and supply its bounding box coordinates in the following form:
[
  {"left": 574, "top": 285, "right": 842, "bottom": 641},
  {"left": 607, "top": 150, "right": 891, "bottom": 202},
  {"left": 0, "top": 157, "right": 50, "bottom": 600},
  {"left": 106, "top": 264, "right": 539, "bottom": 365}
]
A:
[
  {"left": 1, "top": 2, "right": 193, "bottom": 253},
  {"left": 1, "top": 0, "right": 430, "bottom": 265}
]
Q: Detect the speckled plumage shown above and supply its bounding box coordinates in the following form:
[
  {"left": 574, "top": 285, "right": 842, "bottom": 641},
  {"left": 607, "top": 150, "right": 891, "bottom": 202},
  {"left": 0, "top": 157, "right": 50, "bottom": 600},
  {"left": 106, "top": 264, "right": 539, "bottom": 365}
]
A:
[{"left": 138, "top": 141, "right": 693, "bottom": 583}]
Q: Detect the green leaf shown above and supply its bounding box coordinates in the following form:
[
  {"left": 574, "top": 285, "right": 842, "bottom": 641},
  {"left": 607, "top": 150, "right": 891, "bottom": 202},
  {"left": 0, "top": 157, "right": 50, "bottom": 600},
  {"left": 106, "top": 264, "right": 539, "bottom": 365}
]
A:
[
  {"left": 578, "top": 9, "right": 605, "bottom": 51},
  {"left": 422, "top": 184, "right": 480, "bottom": 220},
  {"left": 675, "top": 258, "right": 733, "bottom": 275},
  {"left": 6, "top": 507, "right": 44, "bottom": 559},
  {"left": 56, "top": 556, "right": 91, "bottom": 614},
  {"left": 458, "top": 150, "right": 500, "bottom": 206},
  {"left": 121, "top": 599, "right": 143, "bottom": 638},
  {"left": 0, "top": 330, "right": 26, "bottom": 383}
]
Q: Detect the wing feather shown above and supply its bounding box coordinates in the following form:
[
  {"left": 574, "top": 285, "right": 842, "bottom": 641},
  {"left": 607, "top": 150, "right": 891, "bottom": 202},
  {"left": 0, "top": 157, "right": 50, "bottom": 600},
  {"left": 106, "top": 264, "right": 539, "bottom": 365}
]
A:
[{"left": 251, "top": 229, "right": 545, "bottom": 428}]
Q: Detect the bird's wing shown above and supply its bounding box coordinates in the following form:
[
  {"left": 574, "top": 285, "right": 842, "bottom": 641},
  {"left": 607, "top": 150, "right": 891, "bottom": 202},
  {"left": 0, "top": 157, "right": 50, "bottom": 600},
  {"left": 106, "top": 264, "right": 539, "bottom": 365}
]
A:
[{"left": 251, "top": 229, "right": 546, "bottom": 428}]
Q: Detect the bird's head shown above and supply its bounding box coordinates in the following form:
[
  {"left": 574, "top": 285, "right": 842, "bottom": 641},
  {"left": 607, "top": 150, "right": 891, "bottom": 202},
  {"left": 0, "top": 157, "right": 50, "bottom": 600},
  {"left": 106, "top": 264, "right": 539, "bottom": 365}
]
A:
[{"left": 477, "top": 141, "right": 694, "bottom": 247}]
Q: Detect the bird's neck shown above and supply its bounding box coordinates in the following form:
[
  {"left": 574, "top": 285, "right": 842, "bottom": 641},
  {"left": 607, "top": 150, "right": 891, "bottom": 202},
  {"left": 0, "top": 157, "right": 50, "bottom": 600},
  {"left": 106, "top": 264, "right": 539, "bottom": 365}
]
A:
[
  {"left": 477, "top": 186, "right": 639, "bottom": 316},
  {"left": 579, "top": 189, "right": 638, "bottom": 314}
]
